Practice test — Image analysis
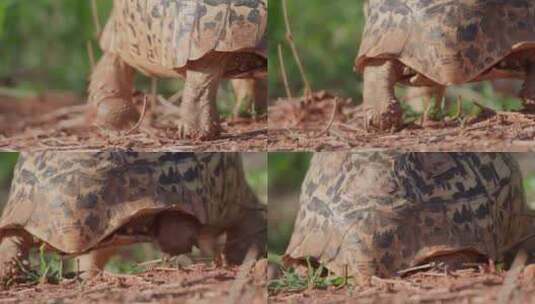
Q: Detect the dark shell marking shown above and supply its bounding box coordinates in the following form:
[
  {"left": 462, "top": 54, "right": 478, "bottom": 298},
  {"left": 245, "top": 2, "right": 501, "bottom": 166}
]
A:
[
  {"left": 0, "top": 152, "right": 258, "bottom": 254},
  {"left": 357, "top": 0, "right": 535, "bottom": 84},
  {"left": 286, "top": 152, "right": 532, "bottom": 278}
]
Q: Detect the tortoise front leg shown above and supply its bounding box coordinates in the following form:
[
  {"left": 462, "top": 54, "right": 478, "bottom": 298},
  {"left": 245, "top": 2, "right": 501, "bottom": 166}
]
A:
[
  {"left": 77, "top": 247, "right": 117, "bottom": 278},
  {"left": 363, "top": 59, "right": 404, "bottom": 130},
  {"left": 87, "top": 52, "right": 139, "bottom": 131},
  {"left": 0, "top": 235, "right": 33, "bottom": 282},
  {"left": 176, "top": 53, "right": 228, "bottom": 140},
  {"left": 520, "top": 59, "right": 535, "bottom": 112},
  {"left": 223, "top": 195, "right": 266, "bottom": 265}
]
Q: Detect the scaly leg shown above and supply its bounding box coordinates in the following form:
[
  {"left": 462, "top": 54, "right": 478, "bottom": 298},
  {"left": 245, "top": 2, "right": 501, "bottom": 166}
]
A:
[
  {"left": 406, "top": 86, "right": 446, "bottom": 113},
  {"left": 87, "top": 52, "right": 139, "bottom": 130},
  {"left": 231, "top": 79, "right": 255, "bottom": 118},
  {"left": 77, "top": 247, "right": 117, "bottom": 278},
  {"left": 224, "top": 194, "right": 266, "bottom": 265},
  {"left": 363, "top": 59, "right": 404, "bottom": 130},
  {"left": 521, "top": 59, "right": 535, "bottom": 112},
  {"left": 177, "top": 53, "right": 228, "bottom": 139},
  {"left": 230, "top": 79, "right": 267, "bottom": 118},
  {"left": 0, "top": 235, "right": 32, "bottom": 282}
]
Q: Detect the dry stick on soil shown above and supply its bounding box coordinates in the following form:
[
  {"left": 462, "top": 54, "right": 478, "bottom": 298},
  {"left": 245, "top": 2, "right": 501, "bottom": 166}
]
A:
[
  {"left": 278, "top": 44, "right": 293, "bottom": 98},
  {"left": 124, "top": 74, "right": 156, "bottom": 135},
  {"left": 86, "top": 41, "right": 96, "bottom": 70},
  {"left": 88, "top": 0, "right": 103, "bottom": 72},
  {"left": 90, "top": 0, "right": 102, "bottom": 38},
  {"left": 317, "top": 98, "right": 338, "bottom": 136},
  {"left": 150, "top": 77, "right": 158, "bottom": 113},
  {"left": 281, "top": 0, "right": 312, "bottom": 98},
  {"left": 126, "top": 95, "right": 149, "bottom": 135},
  {"left": 225, "top": 246, "right": 259, "bottom": 304},
  {"left": 497, "top": 249, "right": 528, "bottom": 304},
  {"left": 454, "top": 95, "right": 463, "bottom": 119},
  {"left": 397, "top": 262, "right": 437, "bottom": 276}
]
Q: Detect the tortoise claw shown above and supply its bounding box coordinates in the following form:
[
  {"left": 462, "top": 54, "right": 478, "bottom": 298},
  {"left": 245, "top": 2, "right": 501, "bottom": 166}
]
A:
[
  {"left": 92, "top": 98, "right": 140, "bottom": 131},
  {"left": 368, "top": 99, "right": 404, "bottom": 131}
]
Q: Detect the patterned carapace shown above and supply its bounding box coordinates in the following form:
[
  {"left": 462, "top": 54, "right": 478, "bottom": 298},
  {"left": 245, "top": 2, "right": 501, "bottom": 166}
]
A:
[
  {"left": 356, "top": 0, "right": 535, "bottom": 85},
  {"left": 285, "top": 152, "right": 533, "bottom": 280},
  {"left": 101, "top": 0, "right": 267, "bottom": 78},
  {"left": 0, "top": 152, "right": 263, "bottom": 255}
]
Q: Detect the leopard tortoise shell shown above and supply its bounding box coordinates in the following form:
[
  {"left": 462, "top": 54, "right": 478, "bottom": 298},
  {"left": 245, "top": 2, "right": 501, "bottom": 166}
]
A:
[
  {"left": 356, "top": 0, "right": 535, "bottom": 130},
  {"left": 285, "top": 152, "right": 533, "bottom": 284},
  {"left": 88, "top": 0, "right": 267, "bottom": 138},
  {"left": 0, "top": 152, "right": 266, "bottom": 278},
  {"left": 100, "top": 0, "right": 267, "bottom": 78}
]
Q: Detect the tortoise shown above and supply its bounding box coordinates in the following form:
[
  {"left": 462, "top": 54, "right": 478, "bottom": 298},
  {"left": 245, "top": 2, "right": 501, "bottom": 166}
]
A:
[
  {"left": 356, "top": 0, "right": 535, "bottom": 130},
  {"left": 88, "top": 0, "right": 267, "bottom": 139},
  {"left": 231, "top": 78, "right": 267, "bottom": 118},
  {"left": 0, "top": 152, "right": 266, "bottom": 279},
  {"left": 284, "top": 152, "right": 534, "bottom": 284}
]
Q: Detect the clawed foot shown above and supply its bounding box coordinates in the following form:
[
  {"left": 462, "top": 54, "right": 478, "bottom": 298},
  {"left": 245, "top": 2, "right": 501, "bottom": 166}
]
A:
[
  {"left": 1, "top": 257, "right": 20, "bottom": 285},
  {"left": 174, "top": 104, "right": 221, "bottom": 140},
  {"left": 367, "top": 100, "right": 404, "bottom": 131},
  {"left": 91, "top": 98, "right": 140, "bottom": 131},
  {"left": 176, "top": 119, "right": 221, "bottom": 140},
  {"left": 0, "top": 249, "right": 27, "bottom": 285}
]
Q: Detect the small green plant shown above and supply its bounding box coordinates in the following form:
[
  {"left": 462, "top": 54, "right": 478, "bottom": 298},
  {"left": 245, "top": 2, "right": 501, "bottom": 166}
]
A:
[
  {"left": 495, "top": 262, "right": 505, "bottom": 273},
  {"left": 105, "top": 258, "right": 144, "bottom": 274},
  {"left": 9, "top": 244, "right": 64, "bottom": 286},
  {"left": 268, "top": 257, "right": 348, "bottom": 295}
]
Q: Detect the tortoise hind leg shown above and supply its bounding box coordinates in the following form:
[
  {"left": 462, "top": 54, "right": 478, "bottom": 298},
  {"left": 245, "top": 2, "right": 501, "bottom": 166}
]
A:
[
  {"left": 363, "top": 59, "right": 404, "bottom": 131},
  {"left": 176, "top": 53, "right": 229, "bottom": 140},
  {"left": 407, "top": 86, "right": 446, "bottom": 124},
  {"left": 230, "top": 79, "right": 267, "bottom": 118},
  {"left": 520, "top": 58, "right": 535, "bottom": 112},
  {"left": 231, "top": 79, "right": 256, "bottom": 118},
  {"left": 406, "top": 86, "right": 446, "bottom": 114},
  {"left": 76, "top": 247, "right": 117, "bottom": 278},
  {"left": 0, "top": 235, "right": 33, "bottom": 282},
  {"left": 224, "top": 204, "right": 266, "bottom": 265},
  {"left": 87, "top": 52, "right": 139, "bottom": 131}
]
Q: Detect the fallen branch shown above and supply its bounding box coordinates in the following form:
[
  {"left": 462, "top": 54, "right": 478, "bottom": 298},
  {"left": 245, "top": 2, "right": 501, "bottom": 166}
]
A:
[
  {"left": 497, "top": 249, "right": 528, "bottom": 304},
  {"left": 125, "top": 95, "right": 149, "bottom": 135},
  {"left": 281, "top": 0, "right": 312, "bottom": 97},
  {"left": 317, "top": 98, "right": 338, "bottom": 136}
]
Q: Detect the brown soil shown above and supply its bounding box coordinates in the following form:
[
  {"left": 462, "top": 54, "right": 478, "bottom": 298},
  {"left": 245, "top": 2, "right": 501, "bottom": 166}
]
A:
[
  {"left": 0, "top": 262, "right": 267, "bottom": 304},
  {"left": 0, "top": 93, "right": 266, "bottom": 151},
  {"left": 270, "top": 263, "right": 535, "bottom": 304},
  {"left": 268, "top": 91, "right": 535, "bottom": 152}
]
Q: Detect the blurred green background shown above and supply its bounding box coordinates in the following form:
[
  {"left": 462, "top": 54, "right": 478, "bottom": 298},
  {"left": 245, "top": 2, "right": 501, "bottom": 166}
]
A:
[
  {"left": 0, "top": 0, "right": 239, "bottom": 113},
  {"left": 268, "top": 153, "right": 311, "bottom": 256},
  {"left": 268, "top": 153, "right": 535, "bottom": 259},
  {"left": 0, "top": 1, "right": 111, "bottom": 95},
  {"left": 0, "top": 152, "right": 267, "bottom": 274},
  {"left": 268, "top": 0, "right": 364, "bottom": 100},
  {"left": 268, "top": 0, "right": 523, "bottom": 114}
]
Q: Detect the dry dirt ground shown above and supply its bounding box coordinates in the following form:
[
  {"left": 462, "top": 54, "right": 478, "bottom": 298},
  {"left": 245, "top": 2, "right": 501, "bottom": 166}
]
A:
[
  {"left": 268, "top": 91, "right": 535, "bottom": 152},
  {"left": 0, "top": 261, "right": 267, "bottom": 304},
  {"left": 0, "top": 93, "right": 266, "bottom": 152},
  {"left": 269, "top": 262, "right": 535, "bottom": 304}
]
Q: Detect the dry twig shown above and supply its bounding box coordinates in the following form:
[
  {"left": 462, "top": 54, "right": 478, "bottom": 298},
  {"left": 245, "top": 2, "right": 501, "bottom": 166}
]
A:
[{"left": 281, "top": 0, "right": 312, "bottom": 97}]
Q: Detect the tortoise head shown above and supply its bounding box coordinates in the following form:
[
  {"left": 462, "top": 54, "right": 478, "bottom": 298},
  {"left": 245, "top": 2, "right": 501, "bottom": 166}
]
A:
[{"left": 153, "top": 211, "right": 201, "bottom": 256}]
